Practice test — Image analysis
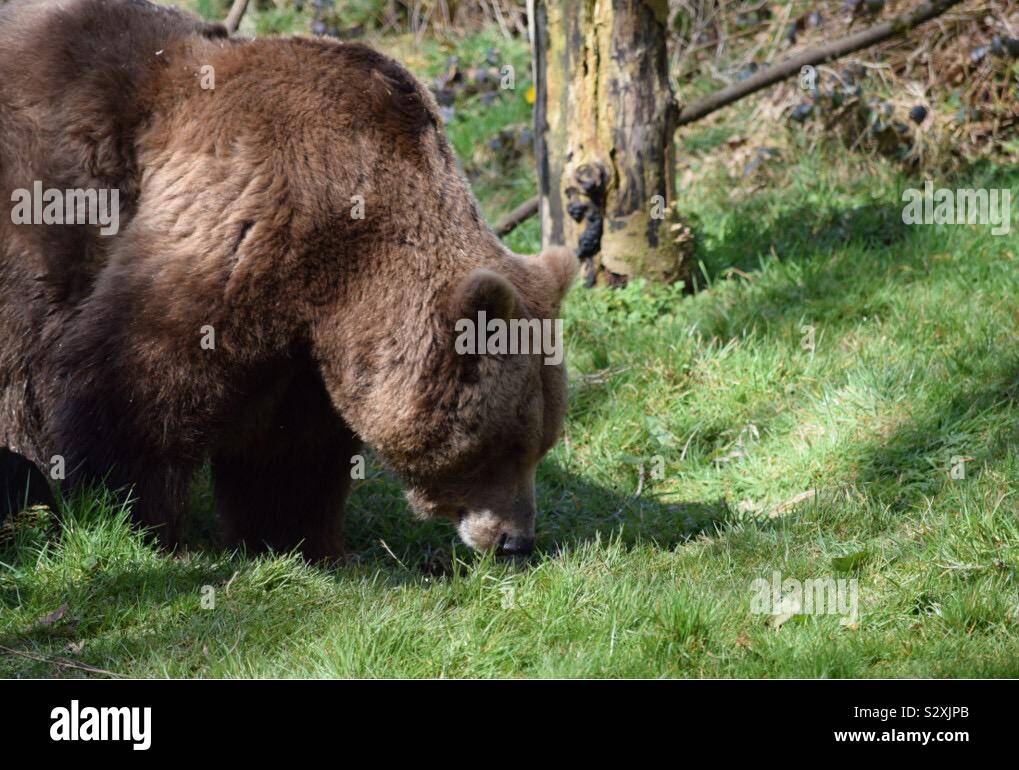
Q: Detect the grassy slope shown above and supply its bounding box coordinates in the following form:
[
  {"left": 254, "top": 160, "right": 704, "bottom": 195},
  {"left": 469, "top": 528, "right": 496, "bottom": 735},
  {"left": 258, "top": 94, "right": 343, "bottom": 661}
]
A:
[{"left": 1, "top": 17, "right": 1017, "bottom": 677}]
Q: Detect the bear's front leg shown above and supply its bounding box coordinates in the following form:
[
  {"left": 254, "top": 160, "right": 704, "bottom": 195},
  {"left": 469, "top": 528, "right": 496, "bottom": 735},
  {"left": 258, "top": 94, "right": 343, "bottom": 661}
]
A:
[
  {"left": 52, "top": 389, "right": 198, "bottom": 549},
  {"left": 212, "top": 370, "right": 360, "bottom": 562}
]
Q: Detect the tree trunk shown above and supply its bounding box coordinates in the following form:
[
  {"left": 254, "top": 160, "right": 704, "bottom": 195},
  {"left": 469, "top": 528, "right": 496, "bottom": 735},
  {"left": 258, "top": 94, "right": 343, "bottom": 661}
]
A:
[{"left": 530, "top": 0, "right": 685, "bottom": 286}]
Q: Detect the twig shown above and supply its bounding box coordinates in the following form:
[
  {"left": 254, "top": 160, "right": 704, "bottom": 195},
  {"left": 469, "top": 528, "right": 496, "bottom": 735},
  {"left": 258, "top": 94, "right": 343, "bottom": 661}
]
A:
[
  {"left": 378, "top": 539, "right": 408, "bottom": 571},
  {"left": 494, "top": 196, "right": 540, "bottom": 237},
  {"left": 633, "top": 464, "right": 645, "bottom": 499},
  {"left": 937, "top": 562, "right": 990, "bottom": 573},
  {"left": 768, "top": 489, "right": 817, "bottom": 518},
  {"left": 578, "top": 365, "right": 631, "bottom": 386},
  {"left": 223, "top": 569, "right": 239, "bottom": 596},
  {"left": 679, "top": 426, "right": 700, "bottom": 462},
  {"left": 0, "top": 644, "right": 123, "bottom": 677},
  {"left": 224, "top": 0, "right": 250, "bottom": 35}
]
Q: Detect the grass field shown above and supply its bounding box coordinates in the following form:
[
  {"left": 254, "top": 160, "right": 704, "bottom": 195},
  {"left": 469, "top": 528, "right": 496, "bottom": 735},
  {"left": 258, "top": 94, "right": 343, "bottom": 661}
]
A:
[{"left": 1, "top": 13, "right": 1017, "bottom": 678}]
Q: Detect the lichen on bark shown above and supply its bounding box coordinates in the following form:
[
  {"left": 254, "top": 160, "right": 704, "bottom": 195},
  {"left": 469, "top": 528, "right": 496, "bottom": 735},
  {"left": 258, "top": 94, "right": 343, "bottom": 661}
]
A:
[{"left": 532, "top": 0, "right": 689, "bottom": 285}]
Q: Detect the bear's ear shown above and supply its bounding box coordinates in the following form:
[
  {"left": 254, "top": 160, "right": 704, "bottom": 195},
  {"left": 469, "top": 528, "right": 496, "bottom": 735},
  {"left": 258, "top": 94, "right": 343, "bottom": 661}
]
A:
[
  {"left": 452, "top": 268, "right": 519, "bottom": 322},
  {"left": 537, "top": 246, "right": 579, "bottom": 300}
]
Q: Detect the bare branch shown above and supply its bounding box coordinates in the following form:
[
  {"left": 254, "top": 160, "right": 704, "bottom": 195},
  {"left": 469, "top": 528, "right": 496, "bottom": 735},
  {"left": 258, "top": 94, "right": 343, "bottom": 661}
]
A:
[
  {"left": 494, "top": 197, "right": 540, "bottom": 238},
  {"left": 675, "top": 0, "right": 965, "bottom": 127}
]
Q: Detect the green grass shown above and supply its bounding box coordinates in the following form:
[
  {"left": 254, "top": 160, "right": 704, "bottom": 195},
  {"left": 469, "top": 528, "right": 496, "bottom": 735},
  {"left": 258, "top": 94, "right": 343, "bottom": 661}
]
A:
[{"left": 2, "top": 23, "right": 1018, "bottom": 678}]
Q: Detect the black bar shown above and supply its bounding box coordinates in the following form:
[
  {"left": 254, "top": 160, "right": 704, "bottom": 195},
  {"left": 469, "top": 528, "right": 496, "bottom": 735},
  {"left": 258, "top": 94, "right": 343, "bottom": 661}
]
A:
[{"left": 0, "top": 679, "right": 1011, "bottom": 756}]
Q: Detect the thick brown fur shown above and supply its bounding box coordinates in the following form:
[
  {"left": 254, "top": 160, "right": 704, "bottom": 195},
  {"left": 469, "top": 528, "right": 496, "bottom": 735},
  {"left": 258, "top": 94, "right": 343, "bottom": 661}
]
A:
[{"left": 0, "top": 0, "right": 576, "bottom": 559}]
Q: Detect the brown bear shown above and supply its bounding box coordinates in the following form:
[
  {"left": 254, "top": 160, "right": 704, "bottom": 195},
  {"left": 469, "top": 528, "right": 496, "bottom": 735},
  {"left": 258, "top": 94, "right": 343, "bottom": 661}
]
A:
[{"left": 0, "top": 0, "right": 576, "bottom": 559}]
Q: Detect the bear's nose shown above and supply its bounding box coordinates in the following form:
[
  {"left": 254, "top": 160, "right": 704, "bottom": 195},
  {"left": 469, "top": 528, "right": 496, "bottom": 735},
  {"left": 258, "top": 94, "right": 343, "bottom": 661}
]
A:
[{"left": 498, "top": 534, "right": 534, "bottom": 557}]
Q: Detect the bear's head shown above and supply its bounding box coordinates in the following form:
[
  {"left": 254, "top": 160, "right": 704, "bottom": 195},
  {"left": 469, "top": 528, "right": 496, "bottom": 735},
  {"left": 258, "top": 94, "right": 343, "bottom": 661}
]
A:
[
  {"left": 314, "top": 246, "right": 577, "bottom": 556},
  {"left": 401, "top": 249, "right": 577, "bottom": 555}
]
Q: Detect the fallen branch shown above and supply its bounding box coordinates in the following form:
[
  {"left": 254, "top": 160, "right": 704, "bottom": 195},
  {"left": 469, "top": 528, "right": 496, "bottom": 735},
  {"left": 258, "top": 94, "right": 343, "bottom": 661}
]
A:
[
  {"left": 0, "top": 644, "right": 123, "bottom": 678},
  {"left": 494, "top": 196, "right": 540, "bottom": 237},
  {"left": 674, "top": 0, "right": 965, "bottom": 127},
  {"left": 224, "top": 0, "right": 250, "bottom": 35}
]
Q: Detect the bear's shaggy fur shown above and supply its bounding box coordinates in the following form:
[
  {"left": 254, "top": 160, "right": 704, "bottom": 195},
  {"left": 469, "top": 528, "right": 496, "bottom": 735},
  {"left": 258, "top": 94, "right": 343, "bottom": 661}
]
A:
[{"left": 0, "top": 0, "right": 575, "bottom": 558}]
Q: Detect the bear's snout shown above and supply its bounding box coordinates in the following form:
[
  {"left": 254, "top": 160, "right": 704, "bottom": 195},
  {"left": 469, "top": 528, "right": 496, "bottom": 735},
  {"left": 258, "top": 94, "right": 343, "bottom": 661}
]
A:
[
  {"left": 406, "top": 465, "right": 539, "bottom": 555},
  {"left": 454, "top": 505, "right": 535, "bottom": 554},
  {"left": 497, "top": 533, "right": 535, "bottom": 557}
]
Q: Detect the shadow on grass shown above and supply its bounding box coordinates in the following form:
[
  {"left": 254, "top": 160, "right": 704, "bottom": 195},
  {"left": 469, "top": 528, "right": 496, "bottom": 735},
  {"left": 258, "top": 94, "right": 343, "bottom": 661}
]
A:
[
  {"left": 688, "top": 166, "right": 1017, "bottom": 340},
  {"left": 697, "top": 199, "right": 911, "bottom": 284},
  {"left": 692, "top": 159, "right": 1016, "bottom": 287},
  {"left": 537, "top": 461, "right": 735, "bottom": 551},
  {"left": 853, "top": 356, "right": 1019, "bottom": 514},
  {"left": 677, "top": 196, "right": 934, "bottom": 352},
  {"left": 339, "top": 458, "right": 739, "bottom": 575}
]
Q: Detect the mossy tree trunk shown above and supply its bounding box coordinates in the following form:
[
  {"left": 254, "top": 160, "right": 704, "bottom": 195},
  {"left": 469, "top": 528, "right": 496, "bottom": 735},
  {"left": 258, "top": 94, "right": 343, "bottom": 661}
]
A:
[{"left": 530, "top": 0, "right": 685, "bottom": 286}]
